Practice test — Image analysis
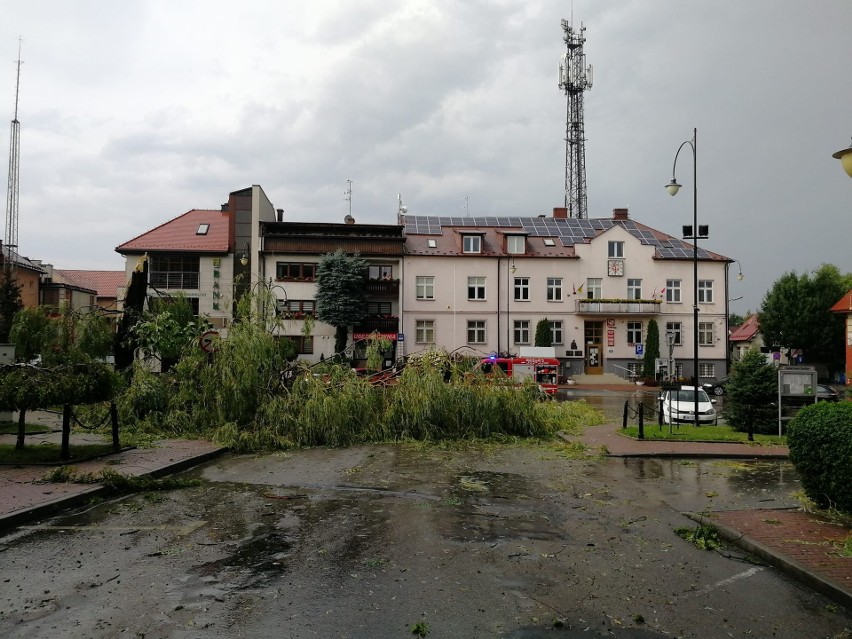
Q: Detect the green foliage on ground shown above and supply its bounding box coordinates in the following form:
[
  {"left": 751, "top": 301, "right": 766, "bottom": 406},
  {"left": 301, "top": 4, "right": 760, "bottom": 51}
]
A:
[
  {"left": 787, "top": 402, "right": 852, "bottom": 513},
  {"left": 42, "top": 466, "right": 202, "bottom": 493},
  {"left": 725, "top": 349, "right": 778, "bottom": 434},
  {"left": 623, "top": 423, "right": 785, "bottom": 445},
  {"left": 674, "top": 523, "right": 722, "bottom": 550}
]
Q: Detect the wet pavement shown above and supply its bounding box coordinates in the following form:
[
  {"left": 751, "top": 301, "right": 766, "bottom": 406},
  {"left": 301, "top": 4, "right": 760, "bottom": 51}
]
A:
[{"left": 1, "top": 442, "right": 850, "bottom": 638}]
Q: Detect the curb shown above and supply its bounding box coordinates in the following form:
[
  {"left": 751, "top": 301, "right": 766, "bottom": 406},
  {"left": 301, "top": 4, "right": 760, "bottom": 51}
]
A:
[
  {"left": 0, "top": 446, "right": 228, "bottom": 534},
  {"left": 685, "top": 511, "right": 852, "bottom": 611}
]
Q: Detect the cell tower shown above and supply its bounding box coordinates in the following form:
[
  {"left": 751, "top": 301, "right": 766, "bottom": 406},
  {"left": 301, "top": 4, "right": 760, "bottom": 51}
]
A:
[
  {"left": 558, "top": 20, "right": 593, "bottom": 219},
  {"left": 4, "top": 39, "right": 22, "bottom": 271}
]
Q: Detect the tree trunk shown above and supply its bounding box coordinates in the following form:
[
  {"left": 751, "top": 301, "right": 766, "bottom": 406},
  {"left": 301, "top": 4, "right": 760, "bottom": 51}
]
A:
[
  {"left": 60, "top": 404, "right": 72, "bottom": 461},
  {"left": 334, "top": 325, "right": 348, "bottom": 356},
  {"left": 15, "top": 407, "right": 26, "bottom": 450}
]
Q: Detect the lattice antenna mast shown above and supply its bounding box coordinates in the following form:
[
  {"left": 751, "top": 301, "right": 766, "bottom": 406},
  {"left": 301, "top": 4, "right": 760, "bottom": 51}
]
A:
[
  {"left": 558, "top": 20, "right": 592, "bottom": 219},
  {"left": 4, "top": 38, "right": 22, "bottom": 271}
]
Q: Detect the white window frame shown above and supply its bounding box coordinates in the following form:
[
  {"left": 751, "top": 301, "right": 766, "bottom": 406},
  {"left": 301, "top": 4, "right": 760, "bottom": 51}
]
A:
[
  {"left": 416, "top": 276, "right": 434, "bottom": 300},
  {"left": 698, "top": 280, "right": 714, "bottom": 303},
  {"left": 666, "top": 279, "right": 681, "bottom": 303},
  {"left": 513, "top": 320, "right": 530, "bottom": 344},
  {"left": 462, "top": 235, "right": 481, "bottom": 254},
  {"left": 467, "top": 320, "right": 487, "bottom": 344},
  {"left": 698, "top": 321, "right": 714, "bottom": 346},
  {"left": 507, "top": 235, "right": 525, "bottom": 255},
  {"left": 547, "top": 277, "right": 563, "bottom": 301},
  {"left": 550, "top": 320, "right": 563, "bottom": 344},
  {"left": 608, "top": 241, "right": 624, "bottom": 258},
  {"left": 627, "top": 321, "right": 642, "bottom": 344},
  {"left": 587, "top": 278, "right": 602, "bottom": 300},
  {"left": 467, "top": 276, "right": 486, "bottom": 300},
  {"left": 666, "top": 322, "right": 683, "bottom": 346},
  {"left": 514, "top": 277, "right": 529, "bottom": 301},
  {"left": 415, "top": 320, "right": 435, "bottom": 344},
  {"left": 627, "top": 279, "right": 642, "bottom": 300},
  {"left": 698, "top": 362, "right": 716, "bottom": 378}
]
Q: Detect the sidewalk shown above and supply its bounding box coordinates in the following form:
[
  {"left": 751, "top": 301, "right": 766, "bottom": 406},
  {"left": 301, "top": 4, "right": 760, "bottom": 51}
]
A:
[{"left": 568, "top": 423, "right": 851, "bottom": 610}]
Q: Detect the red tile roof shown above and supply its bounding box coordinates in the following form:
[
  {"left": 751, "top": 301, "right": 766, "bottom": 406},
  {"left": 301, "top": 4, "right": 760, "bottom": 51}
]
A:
[
  {"left": 729, "top": 314, "right": 760, "bottom": 342},
  {"left": 115, "top": 209, "right": 231, "bottom": 254},
  {"left": 830, "top": 289, "right": 852, "bottom": 313},
  {"left": 57, "top": 270, "right": 127, "bottom": 299}
]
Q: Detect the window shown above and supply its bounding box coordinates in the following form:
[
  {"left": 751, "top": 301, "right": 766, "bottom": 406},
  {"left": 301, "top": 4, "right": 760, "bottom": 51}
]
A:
[
  {"left": 627, "top": 321, "right": 642, "bottom": 344},
  {"left": 608, "top": 241, "right": 624, "bottom": 258},
  {"left": 698, "top": 363, "right": 716, "bottom": 378},
  {"left": 366, "top": 301, "right": 393, "bottom": 315},
  {"left": 416, "top": 276, "right": 434, "bottom": 300},
  {"left": 627, "top": 279, "right": 642, "bottom": 300},
  {"left": 416, "top": 320, "right": 435, "bottom": 344},
  {"left": 698, "top": 280, "right": 714, "bottom": 303},
  {"left": 586, "top": 278, "right": 602, "bottom": 300},
  {"left": 427, "top": 239, "right": 437, "bottom": 248},
  {"left": 698, "top": 321, "right": 714, "bottom": 345},
  {"left": 547, "top": 277, "right": 563, "bottom": 301},
  {"left": 467, "top": 320, "right": 486, "bottom": 344},
  {"left": 513, "top": 320, "right": 530, "bottom": 344},
  {"left": 543, "top": 238, "right": 556, "bottom": 247},
  {"left": 468, "top": 276, "right": 486, "bottom": 300},
  {"left": 196, "top": 223, "right": 209, "bottom": 235},
  {"left": 514, "top": 277, "right": 529, "bottom": 301},
  {"left": 279, "top": 300, "right": 316, "bottom": 317},
  {"left": 367, "top": 265, "right": 393, "bottom": 280},
  {"left": 666, "top": 279, "right": 681, "bottom": 303},
  {"left": 150, "top": 296, "right": 199, "bottom": 316},
  {"left": 276, "top": 262, "right": 316, "bottom": 281},
  {"left": 627, "top": 362, "right": 642, "bottom": 378},
  {"left": 550, "top": 320, "right": 563, "bottom": 344},
  {"left": 149, "top": 254, "right": 200, "bottom": 290},
  {"left": 507, "top": 235, "right": 525, "bottom": 254},
  {"left": 665, "top": 322, "right": 682, "bottom": 346},
  {"left": 462, "top": 235, "right": 481, "bottom": 253},
  {"left": 287, "top": 336, "right": 314, "bottom": 355}
]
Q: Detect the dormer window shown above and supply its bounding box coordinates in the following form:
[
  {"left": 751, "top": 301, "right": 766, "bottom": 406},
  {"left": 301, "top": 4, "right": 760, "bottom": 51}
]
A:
[
  {"left": 506, "top": 235, "right": 525, "bottom": 255},
  {"left": 462, "top": 235, "right": 481, "bottom": 254},
  {"left": 196, "top": 223, "right": 210, "bottom": 235}
]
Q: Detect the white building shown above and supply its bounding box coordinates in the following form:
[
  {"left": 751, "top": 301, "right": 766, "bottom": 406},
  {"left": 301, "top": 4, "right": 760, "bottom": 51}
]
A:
[{"left": 400, "top": 207, "right": 734, "bottom": 381}]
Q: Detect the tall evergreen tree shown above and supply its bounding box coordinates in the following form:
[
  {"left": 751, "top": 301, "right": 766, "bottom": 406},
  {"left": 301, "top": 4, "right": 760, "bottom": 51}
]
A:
[
  {"left": 0, "top": 270, "right": 23, "bottom": 343},
  {"left": 315, "top": 250, "right": 368, "bottom": 355},
  {"left": 642, "top": 318, "right": 660, "bottom": 379},
  {"left": 534, "top": 318, "right": 552, "bottom": 347}
]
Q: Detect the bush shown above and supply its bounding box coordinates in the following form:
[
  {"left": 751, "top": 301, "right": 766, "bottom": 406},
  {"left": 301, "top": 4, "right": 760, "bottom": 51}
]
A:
[
  {"left": 726, "top": 349, "right": 777, "bottom": 434},
  {"left": 787, "top": 402, "right": 852, "bottom": 513}
]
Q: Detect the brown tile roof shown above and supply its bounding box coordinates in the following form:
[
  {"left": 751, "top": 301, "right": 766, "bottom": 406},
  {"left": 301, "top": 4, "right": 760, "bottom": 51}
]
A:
[
  {"left": 115, "top": 209, "right": 231, "bottom": 254},
  {"left": 729, "top": 314, "right": 760, "bottom": 342},
  {"left": 830, "top": 289, "right": 852, "bottom": 313},
  {"left": 56, "top": 270, "right": 127, "bottom": 299}
]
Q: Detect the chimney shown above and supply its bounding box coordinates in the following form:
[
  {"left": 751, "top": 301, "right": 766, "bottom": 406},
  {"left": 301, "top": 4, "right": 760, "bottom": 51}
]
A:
[
  {"left": 276, "top": 208, "right": 284, "bottom": 222},
  {"left": 220, "top": 203, "right": 228, "bottom": 212},
  {"left": 552, "top": 207, "right": 568, "bottom": 219},
  {"left": 612, "top": 208, "right": 629, "bottom": 221}
]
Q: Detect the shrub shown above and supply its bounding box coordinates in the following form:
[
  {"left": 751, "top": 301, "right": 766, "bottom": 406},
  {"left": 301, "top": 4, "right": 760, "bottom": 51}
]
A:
[
  {"left": 726, "top": 349, "right": 777, "bottom": 434},
  {"left": 787, "top": 402, "right": 852, "bottom": 513}
]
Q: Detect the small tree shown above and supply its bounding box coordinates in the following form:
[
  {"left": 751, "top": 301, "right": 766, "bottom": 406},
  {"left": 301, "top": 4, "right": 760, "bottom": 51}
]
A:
[
  {"left": 534, "top": 318, "right": 552, "bottom": 347},
  {"left": 315, "top": 250, "right": 367, "bottom": 354},
  {"left": 642, "top": 319, "right": 660, "bottom": 379},
  {"left": 726, "top": 349, "right": 777, "bottom": 437},
  {"left": 0, "top": 270, "right": 22, "bottom": 343}
]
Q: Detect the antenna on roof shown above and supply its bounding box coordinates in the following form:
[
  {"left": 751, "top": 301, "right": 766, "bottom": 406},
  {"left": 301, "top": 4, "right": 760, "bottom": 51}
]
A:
[
  {"left": 4, "top": 37, "right": 23, "bottom": 272},
  {"left": 344, "top": 179, "right": 352, "bottom": 217}
]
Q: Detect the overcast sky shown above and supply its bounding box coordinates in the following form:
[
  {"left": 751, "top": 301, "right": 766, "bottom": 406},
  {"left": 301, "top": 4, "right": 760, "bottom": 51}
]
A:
[{"left": 2, "top": 0, "right": 850, "bottom": 314}]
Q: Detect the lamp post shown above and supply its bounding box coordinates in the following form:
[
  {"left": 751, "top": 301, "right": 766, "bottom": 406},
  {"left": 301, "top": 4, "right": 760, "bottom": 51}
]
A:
[
  {"left": 832, "top": 138, "right": 852, "bottom": 178},
  {"left": 666, "top": 127, "right": 702, "bottom": 428}
]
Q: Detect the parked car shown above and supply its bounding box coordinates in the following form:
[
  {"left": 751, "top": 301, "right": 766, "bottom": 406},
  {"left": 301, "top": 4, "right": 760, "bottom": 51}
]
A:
[
  {"left": 787, "top": 384, "right": 840, "bottom": 405},
  {"left": 660, "top": 386, "right": 718, "bottom": 425},
  {"left": 702, "top": 376, "right": 730, "bottom": 396}
]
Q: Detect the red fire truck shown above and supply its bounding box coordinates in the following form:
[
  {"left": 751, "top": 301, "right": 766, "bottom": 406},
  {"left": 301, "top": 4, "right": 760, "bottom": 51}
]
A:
[{"left": 479, "top": 355, "right": 560, "bottom": 395}]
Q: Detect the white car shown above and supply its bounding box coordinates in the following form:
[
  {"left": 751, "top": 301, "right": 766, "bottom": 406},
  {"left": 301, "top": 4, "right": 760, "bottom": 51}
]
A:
[{"left": 660, "top": 386, "right": 718, "bottom": 425}]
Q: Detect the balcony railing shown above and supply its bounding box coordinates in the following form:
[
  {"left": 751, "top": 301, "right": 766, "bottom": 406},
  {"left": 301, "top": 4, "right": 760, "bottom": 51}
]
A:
[
  {"left": 364, "top": 279, "right": 400, "bottom": 295},
  {"left": 353, "top": 317, "right": 399, "bottom": 334},
  {"left": 575, "top": 299, "right": 662, "bottom": 315}
]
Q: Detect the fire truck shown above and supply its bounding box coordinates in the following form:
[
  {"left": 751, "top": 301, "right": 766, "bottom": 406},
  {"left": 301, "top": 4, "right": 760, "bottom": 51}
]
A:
[{"left": 479, "top": 355, "right": 560, "bottom": 395}]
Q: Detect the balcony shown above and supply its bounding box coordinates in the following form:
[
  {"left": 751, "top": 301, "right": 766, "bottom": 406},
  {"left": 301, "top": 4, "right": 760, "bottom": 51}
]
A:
[
  {"left": 364, "top": 279, "right": 399, "bottom": 296},
  {"left": 353, "top": 316, "right": 399, "bottom": 335},
  {"left": 575, "top": 299, "right": 662, "bottom": 315},
  {"left": 149, "top": 271, "right": 199, "bottom": 290}
]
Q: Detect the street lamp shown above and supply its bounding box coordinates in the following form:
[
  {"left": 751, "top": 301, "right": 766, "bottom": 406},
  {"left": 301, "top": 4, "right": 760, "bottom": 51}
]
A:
[
  {"left": 666, "top": 127, "right": 703, "bottom": 428},
  {"left": 832, "top": 137, "right": 852, "bottom": 178}
]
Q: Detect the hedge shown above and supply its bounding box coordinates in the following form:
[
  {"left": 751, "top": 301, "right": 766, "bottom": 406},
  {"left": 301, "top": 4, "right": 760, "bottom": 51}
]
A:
[{"left": 786, "top": 401, "right": 852, "bottom": 513}]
